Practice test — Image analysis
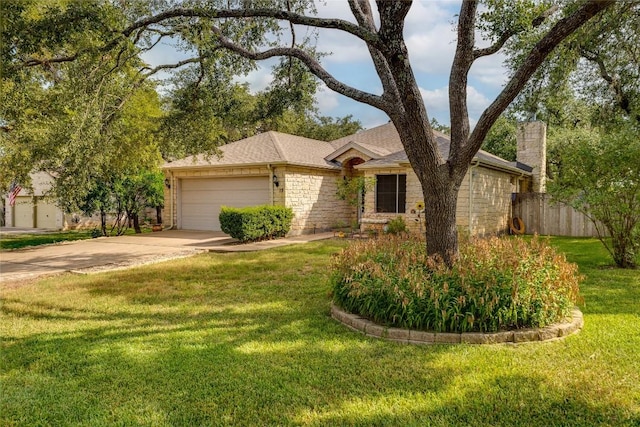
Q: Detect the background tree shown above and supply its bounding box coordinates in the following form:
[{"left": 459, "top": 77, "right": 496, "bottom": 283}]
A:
[
  {"left": 2, "top": 0, "right": 617, "bottom": 264},
  {"left": 481, "top": 114, "right": 518, "bottom": 161},
  {"left": 549, "top": 123, "right": 640, "bottom": 268}
]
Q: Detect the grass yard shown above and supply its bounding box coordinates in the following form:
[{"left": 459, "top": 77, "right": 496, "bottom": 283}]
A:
[
  {"left": 0, "top": 230, "right": 95, "bottom": 250},
  {"left": 0, "top": 228, "right": 152, "bottom": 251},
  {"left": 1, "top": 237, "right": 638, "bottom": 426}
]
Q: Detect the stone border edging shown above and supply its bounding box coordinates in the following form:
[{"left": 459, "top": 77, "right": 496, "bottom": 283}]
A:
[{"left": 331, "top": 304, "right": 584, "bottom": 344}]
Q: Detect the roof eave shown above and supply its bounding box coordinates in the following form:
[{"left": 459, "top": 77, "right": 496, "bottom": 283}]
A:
[{"left": 162, "top": 160, "right": 341, "bottom": 172}]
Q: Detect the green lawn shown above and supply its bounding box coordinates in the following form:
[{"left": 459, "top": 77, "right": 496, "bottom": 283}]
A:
[
  {"left": 0, "top": 228, "right": 152, "bottom": 250},
  {"left": 0, "top": 230, "right": 95, "bottom": 250},
  {"left": 1, "top": 237, "right": 638, "bottom": 426}
]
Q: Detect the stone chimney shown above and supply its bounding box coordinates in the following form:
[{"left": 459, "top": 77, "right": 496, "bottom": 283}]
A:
[{"left": 516, "top": 121, "right": 547, "bottom": 193}]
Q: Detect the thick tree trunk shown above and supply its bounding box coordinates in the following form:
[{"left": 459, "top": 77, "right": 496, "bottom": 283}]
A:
[
  {"left": 391, "top": 114, "right": 466, "bottom": 266},
  {"left": 156, "top": 205, "right": 163, "bottom": 225},
  {"left": 421, "top": 178, "right": 461, "bottom": 266}
]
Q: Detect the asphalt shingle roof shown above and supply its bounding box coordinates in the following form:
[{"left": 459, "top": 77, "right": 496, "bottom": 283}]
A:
[
  {"left": 164, "top": 122, "right": 531, "bottom": 175},
  {"left": 165, "top": 131, "right": 339, "bottom": 170}
]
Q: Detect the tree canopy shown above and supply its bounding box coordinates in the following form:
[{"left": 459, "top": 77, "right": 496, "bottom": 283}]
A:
[{"left": 1, "top": 0, "right": 619, "bottom": 263}]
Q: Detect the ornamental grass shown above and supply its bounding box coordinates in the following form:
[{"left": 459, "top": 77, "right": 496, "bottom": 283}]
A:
[{"left": 331, "top": 234, "right": 582, "bottom": 333}]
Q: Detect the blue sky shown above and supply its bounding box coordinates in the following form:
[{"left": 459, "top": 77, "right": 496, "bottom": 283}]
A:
[{"left": 143, "top": 1, "right": 509, "bottom": 130}]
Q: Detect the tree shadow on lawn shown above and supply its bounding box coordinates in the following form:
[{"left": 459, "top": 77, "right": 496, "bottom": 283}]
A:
[
  {"left": 2, "top": 245, "right": 638, "bottom": 425},
  {"left": 3, "top": 310, "right": 637, "bottom": 426},
  {"left": 3, "top": 294, "right": 638, "bottom": 426},
  {"left": 1, "top": 297, "right": 451, "bottom": 425}
]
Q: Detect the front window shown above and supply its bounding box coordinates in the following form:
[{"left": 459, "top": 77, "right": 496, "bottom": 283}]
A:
[{"left": 375, "top": 174, "right": 406, "bottom": 213}]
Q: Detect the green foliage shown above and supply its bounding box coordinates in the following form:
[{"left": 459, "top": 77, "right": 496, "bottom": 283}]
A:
[
  {"left": 219, "top": 205, "right": 293, "bottom": 242},
  {"left": 385, "top": 216, "right": 407, "bottom": 235},
  {"left": 429, "top": 117, "right": 450, "bottom": 135},
  {"left": 336, "top": 176, "right": 375, "bottom": 207},
  {"left": 0, "top": 230, "right": 94, "bottom": 250},
  {"left": 331, "top": 234, "right": 582, "bottom": 332},
  {"left": 481, "top": 115, "right": 518, "bottom": 161},
  {"left": 549, "top": 123, "right": 640, "bottom": 268}
]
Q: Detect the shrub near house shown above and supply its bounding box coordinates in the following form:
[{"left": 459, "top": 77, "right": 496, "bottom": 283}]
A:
[
  {"left": 219, "top": 205, "right": 293, "bottom": 242},
  {"left": 331, "top": 235, "right": 581, "bottom": 333}
]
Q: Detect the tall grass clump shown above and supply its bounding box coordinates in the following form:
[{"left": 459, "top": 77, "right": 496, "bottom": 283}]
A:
[{"left": 331, "top": 235, "right": 582, "bottom": 333}]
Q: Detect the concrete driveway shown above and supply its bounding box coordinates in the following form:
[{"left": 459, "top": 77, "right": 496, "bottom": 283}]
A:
[{"left": 0, "top": 230, "right": 234, "bottom": 283}]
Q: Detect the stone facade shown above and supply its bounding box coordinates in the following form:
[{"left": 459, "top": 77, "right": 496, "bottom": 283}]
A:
[
  {"left": 361, "top": 165, "right": 517, "bottom": 236},
  {"left": 464, "top": 166, "right": 516, "bottom": 236},
  {"left": 164, "top": 165, "right": 351, "bottom": 235},
  {"left": 516, "top": 121, "right": 547, "bottom": 193},
  {"left": 281, "top": 166, "right": 352, "bottom": 234}
]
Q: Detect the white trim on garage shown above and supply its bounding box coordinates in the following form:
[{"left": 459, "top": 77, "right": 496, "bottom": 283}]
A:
[{"left": 178, "top": 176, "right": 270, "bottom": 231}]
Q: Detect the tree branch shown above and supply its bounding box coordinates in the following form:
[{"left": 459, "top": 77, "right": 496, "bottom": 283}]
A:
[
  {"left": 580, "top": 47, "right": 638, "bottom": 121},
  {"left": 347, "top": 0, "right": 401, "bottom": 104},
  {"left": 211, "top": 26, "right": 390, "bottom": 112},
  {"left": 117, "top": 7, "right": 383, "bottom": 51},
  {"left": 465, "top": 0, "right": 615, "bottom": 167},
  {"left": 22, "top": 54, "right": 78, "bottom": 67},
  {"left": 139, "top": 57, "right": 206, "bottom": 79},
  {"left": 449, "top": 0, "right": 477, "bottom": 164},
  {"left": 473, "top": 4, "right": 560, "bottom": 59}
]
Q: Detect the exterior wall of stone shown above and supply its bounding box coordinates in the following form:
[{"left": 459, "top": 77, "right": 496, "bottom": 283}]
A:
[
  {"left": 361, "top": 167, "right": 424, "bottom": 234},
  {"left": 516, "top": 121, "right": 547, "bottom": 192},
  {"left": 466, "top": 167, "right": 515, "bottom": 236},
  {"left": 361, "top": 165, "right": 515, "bottom": 236},
  {"left": 165, "top": 162, "right": 517, "bottom": 237},
  {"left": 282, "top": 166, "right": 353, "bottom": 235},
  {"left": 164, "top": 165, "right": 352, "bottom": 235},
  {"left": 163, "top": 166, "right": 271, "bottom": 229}
]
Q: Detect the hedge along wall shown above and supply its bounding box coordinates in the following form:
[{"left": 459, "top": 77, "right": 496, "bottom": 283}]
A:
[{"left": 219, "top": 205, "right": 293, "bottom": 242}]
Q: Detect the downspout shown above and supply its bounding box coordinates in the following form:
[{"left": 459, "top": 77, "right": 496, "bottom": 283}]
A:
[
  {"left": 169, "top": 172, "right": 175, "bottom": 229},
  {"left": 469, "top": 160, "right": 480, "bottom": 235}
]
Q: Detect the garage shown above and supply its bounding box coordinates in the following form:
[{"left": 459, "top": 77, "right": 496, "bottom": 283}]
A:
[
  {"left": 13, "top": 197, "right": 33, "bottom": 228},
  {"left": 36, "top": 199, "right": 60, "bottom": 229},
  {"left": 179, "top": 177, "right": 270, "bottom": 231}
]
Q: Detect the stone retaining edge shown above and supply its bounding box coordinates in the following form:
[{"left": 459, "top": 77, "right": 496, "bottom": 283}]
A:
[{"left": 330, "top": 304, "right": 584, "bottom": 345}]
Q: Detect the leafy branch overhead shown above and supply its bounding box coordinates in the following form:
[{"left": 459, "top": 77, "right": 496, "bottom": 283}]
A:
[{"left": 1, "top": 0, "right": 617, "bottom": 263}]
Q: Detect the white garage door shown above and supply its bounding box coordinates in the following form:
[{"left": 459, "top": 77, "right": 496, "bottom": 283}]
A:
[
  {"left": 36, "top": 199, "right": 59, "bottom": 229},
  {"left": 13, "top": 197, "right": 33, "bottom": 228},
  {"left": 180, "top": 177, "right": 270, "bottom": 231}
]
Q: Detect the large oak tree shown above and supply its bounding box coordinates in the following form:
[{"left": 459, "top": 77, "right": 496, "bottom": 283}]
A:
[{"left": 4, "top": 0, "right": 618, "bottom": 263}]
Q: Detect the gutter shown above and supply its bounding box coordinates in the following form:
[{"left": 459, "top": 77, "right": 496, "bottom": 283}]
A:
[
  {"left": 162, "top": 160, "right": 341, "bottom": 172},
  {"left": 469, "top": 160, "right": 480, "bottom": 234}
]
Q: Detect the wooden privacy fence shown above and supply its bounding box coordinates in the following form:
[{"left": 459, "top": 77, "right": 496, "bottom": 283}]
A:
[{"left": 512, "top": 193, "right": 604, "bottom": 237}]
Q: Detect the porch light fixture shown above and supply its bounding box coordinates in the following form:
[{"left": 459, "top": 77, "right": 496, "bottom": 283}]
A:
[
  {"left": 272, "top": 175, "right": 279, "bottom": 187},
  {"left": 164, "top": 178, "right": 171, "bottom": 189}
]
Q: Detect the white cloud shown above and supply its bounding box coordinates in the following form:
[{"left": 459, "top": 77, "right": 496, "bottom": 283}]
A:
[
  {"left": 404, "top": 1, "right": 458, "bottom": 74},
  {"left": 470, "top": 53, "right": 509, "bottom": 89},
  {"left": 315, "top": 82, "right": 340, "bottom": 112},
  {"left": 419, "top": 84, "right": 492, "bottom": 124}
]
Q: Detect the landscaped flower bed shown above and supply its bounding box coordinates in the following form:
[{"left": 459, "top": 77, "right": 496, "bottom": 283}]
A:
[{"left": 331, "top": 234, "right": 582, "bottom": 333}]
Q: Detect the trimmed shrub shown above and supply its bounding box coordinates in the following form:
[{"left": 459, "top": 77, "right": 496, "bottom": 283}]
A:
[
  {"left": 385, "top": 216, "right": 407, "bottom": 235},
  {"left": 219, "top": 205, "right": 293, "bottom": 242},
  {"left": 331, "top": 234, "right": 582, "bottom": 333}
]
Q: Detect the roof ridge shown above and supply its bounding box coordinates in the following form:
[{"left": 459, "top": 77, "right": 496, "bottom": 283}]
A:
[{"left": 268, "top": 131, "right": 288, "bottom": 162}]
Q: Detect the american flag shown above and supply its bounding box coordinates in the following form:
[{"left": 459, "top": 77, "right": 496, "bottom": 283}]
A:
[{"left": 8, "top": 182, "right": 22, "bottom": 207}]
